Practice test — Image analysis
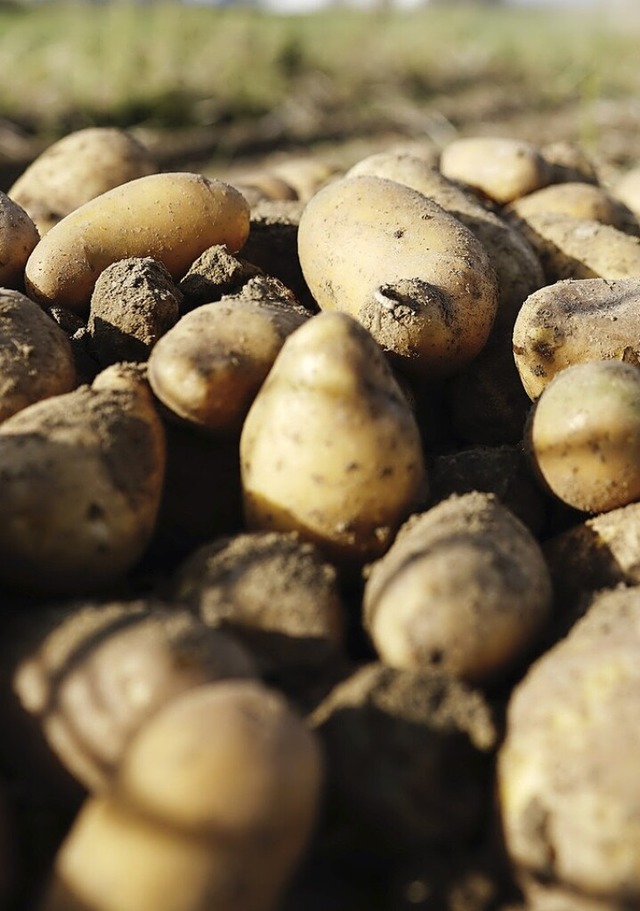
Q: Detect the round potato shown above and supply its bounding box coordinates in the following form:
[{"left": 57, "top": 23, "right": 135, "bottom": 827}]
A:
[
  {"left": 0, "top": 363, "right": 166, "bottom": 595},
  {"left": 363, "top": 492, "right": 552, "bottom": 684},
  {"left": 513, "top": 277, "right": 640, "bottom": 400},
  {"left": 439, "top": 137, "right": 552, "bottom": 205},
  {"left": 240, "top": 311, "right": 427, "bottom": 568},
  {"left": 612, "top": 165, "right": 640, "bottom": 220},
  {"left": 526, "top": 359, "right": 640, "bottom": 515},
  {"left": 0, "top": 191, "right": 40, "bottom": 288},
  {"left": 297, "top": 175, "right": 499, "bottom": 378},
  {"left": 24, "top": 172, "right": 251, "bottom": 313},
  {"left": 506, "top": 181, "right": 640, "bottom": 234},
  {"left": 148, "top": 279, "right": 310, "bottom": 436},
  {"left": 0, "top": 289, "right": 76, "bottom": 423}
]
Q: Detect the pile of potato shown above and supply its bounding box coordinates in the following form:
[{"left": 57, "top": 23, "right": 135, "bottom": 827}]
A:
[{"left": 3, "top": 126, "right": 640, "bottom": 911}]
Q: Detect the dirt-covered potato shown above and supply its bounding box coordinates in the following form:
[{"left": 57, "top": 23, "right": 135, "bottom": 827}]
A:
[
  {"left": 0, "top": 363, "right": 166, "bottom": 595},
  {"left": 148, "top": 278, "right": 310, "bottom": 436},
  {"left": 513, "top": 277, "right": 640, "bottom": 400},
  {"left": 526, "top": 360, "right": 640, "bottom": 515},
  {"left": 512, "top": 212, "right": 640, "bottom": 284},
  {"left": 171, "top": 530, "right": 345, "bottom": 700},
  {"left": 24, "top": 172, "right": 251, "bottom": 313},
  {"left": 506, "top": 181, "right": 640, "bottom": 233},
  {"left": 178, "top": 244, "right": 263, "bottom": 311},
  {"left": 310, "top": 663, "right": 497, "bottom": 850},
  {"left": 363, "top": 492, "right": 552, "bottom": 684},
  {"left": 40, "top": 680, "right": 323, "bottom": 911},
  {"left": 240, "top": 311, "right": 427, "bottom": 568},
  {"left": 297, "top": 175, "right": 499, "bottom": 378},
  {"left": 87, "top": 257, "right": 182, "bottom": 367},
  {"left": 0, "top": 289, "right": 76, "bottom": 422},
  {"left": 498, "top": 585, "right": 640, "bottom": 911},
  {"left": 8, "top": 126, "right": 158, "bottom": 235},
  {"left": 439, "top": 137, "right": 552, "bottom": 205},
  {"left": 0, "top": 191, "right": 40, "bottom": 289},
  {"left": 14, "top": 600, "right": 257, "bottom": 792}
]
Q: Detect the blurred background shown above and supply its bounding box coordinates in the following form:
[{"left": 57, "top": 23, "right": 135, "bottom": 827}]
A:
[{"left": 0, "top": 0, "right": 637, "bottom": 188}]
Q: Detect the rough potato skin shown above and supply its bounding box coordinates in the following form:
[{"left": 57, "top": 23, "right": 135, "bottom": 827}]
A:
[
  {"left": 0, "top": 192, "right": 41, "bottom": 288},
  {"left": 297, "top": 175, "right": 499, "bottom": 378},
  {"left": 363, "top": 492, "right": 552, "bottom": 683},
  {"left": 240, "top": 311, "right": 428, "bottom": 568},
  {"left": 24, "top": 172, "right": 251, "bottom": 313},
  {"left": 513, "top": 277, "right": 640, "bottom": 400},
  {"left": 0, "top": 366, "right": 166, "bottom": 595},
  {"left": 0, "top": 289, "right": 76, "bottom": 422},
  {"left": 88, "top": 257, "right": 183, "bottom": 366},
  {"left": 178, "top": 244, "right": 263, "bottom": 311},
  {"left": 498, "top": 586, "right": 640, "bottom": 908}
]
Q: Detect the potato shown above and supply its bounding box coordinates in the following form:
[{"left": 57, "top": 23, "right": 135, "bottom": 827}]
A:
[
  {"left": 539, "top": 140, "right": 599, "bottom": 185},
  {"left": 40, "top": 680, "right": 323, "bottom": 911},
  {"left": 24, "top": 172, "right": 251, "bottom": 313},
  {"left": 498, "top": 585, "right": 640, "bottom": 910},
  {"left": 612, "top": 165, "right": 640, "bottom": 220},
  {"left": 439, "top": 137, "right": 552, "bottom": 205},
  {"left": 178, "top": 244, "right": 263, "bottom": 311},
  {"left": 310, "top": 662, "right": 497, "bottom": 849},
  {"left": 512, "top": 212, "right": 640, "bottom": 284},
  {"left": 8, "top": 126, "right": 158, "bottom": 235},
  {"left": 240, "top": 311, "right": 427, "bottom": 568},
  {"left": 0, "top": 191, "right": 40, "bottom": 288},
  {"left": 171, "top": 530, "right": 345, "bottom": 703},
  {"left": 346, "top": 151, "right": 544, "bottom": 327},
  {"left": 513, "top": 277, "right": 640, "bottom": 400},
  {"left": 0, "top": 363, "right": 166, "bottom": 595},
  {"left": 148, "top": 277, "right": 310, "bottom": 436},
  {"left": 14, "top": 600, "right": 257, "bottom": 793},
  {"left": 88, "top": 257, "right": 182, "bottom": 367},
  {"left": 506, "top": 181, "right": 639, "bottom": 233},
  {"left": 363, "top": 492, "right": 552, "bottom": 684},
  {"left": 297, "top": 175, "right": 499, "bottom": 378},
  {"left": 0, "top": 289, "right": 76, "bottom": 423},
  {"left": 526, "top": 360, "right": 640, "bottom": 515}
]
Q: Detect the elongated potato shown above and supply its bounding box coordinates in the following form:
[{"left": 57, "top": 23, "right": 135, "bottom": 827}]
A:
[
  {"left": 513, "top": 277, "right": 640, "bottom": 400},
  {"left": 40, "top": 681, "right": 323, "bottom": 911},
  {"left": 506, "top": 181, "right": 639, "bottom": 234},
  {"left": 24, "top": 172, "right": 251, "bottom": 313},
  {"left": 240, "top": 311, "right": 427, "bottom": 568},
  {"left": 0, "top": 363, "right": 166, "bottom": 595},
  {"left": 498, "top": 585, "right": 640, "bottom": 911},
  {"left": 297, "top": 175, "right": 498, "bottom": 378},
  {"left": 363, "top": 492, "right": 552, "bottom": 683},
  {"left": 439, "top": 137, "right": 552, "bottom": 205}
]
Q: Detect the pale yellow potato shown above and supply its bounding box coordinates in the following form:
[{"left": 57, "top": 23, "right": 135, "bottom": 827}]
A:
[
  {"left": 346, "top": 151, "right": 543, "bottom": 328},
  {"left": 0, "top": 363, "right": 166, "bottom": 595},
  {"left": 498, "top": 585, "right": 640, "bottom": 910},
  {"left": 240, "top": 311, "right": 427, "bottom": 568},
  {"left": 612, "top": 165, "right": 640, "bottom": 220},
  {"left": 363, "top": 492, "right": 552, "bottom": 683},
  {"left": 513, "top": 277, "right": 640, "bottom": 400},
  {"left": 0, "top": 191, "right": 40, "bottom": 288},
  {"left": 297, "top": 174, "right": 499, "bottom": 378},
  {"left": 148, "top": 283, "right": 309, "bottom": 436},
  {"left": 0, "top": 289, "right": 76, "bottom": 422},
  {"left": 8, "top": 127, "right": 158, "bottom": 235},
  {"left": 513, "top": 212, "right": 640, "bottom": 284},
  {"left": 439, "top": 136, "right": 552, "bottom": 204},
  {"left": 24, "top": 172, "right": 251, "bottom": 314},
  {"left": 41, "top": 681, "right": 323, "bottom": 911},
  {"left": 507, "top": 181, "right": 639, "bottom": 232},
  {"left": 526, "top": 359, "right": 640, "bottom": 515}
]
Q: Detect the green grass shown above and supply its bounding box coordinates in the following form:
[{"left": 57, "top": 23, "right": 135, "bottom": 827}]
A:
[{"left": 0, "top": 1, "right": 637, "bottom": 141}]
